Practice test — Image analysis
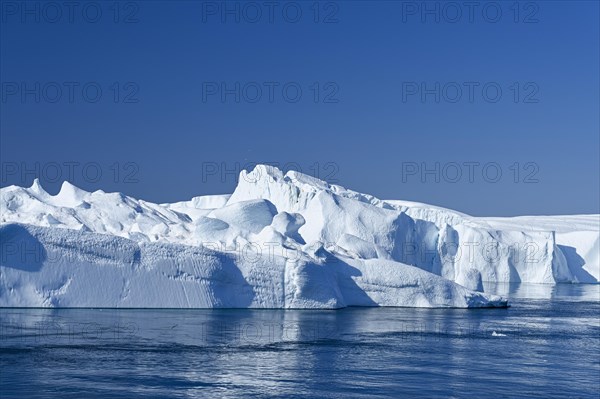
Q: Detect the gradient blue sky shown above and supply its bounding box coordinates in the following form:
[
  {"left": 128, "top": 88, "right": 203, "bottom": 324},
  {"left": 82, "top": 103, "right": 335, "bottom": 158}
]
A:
[{"left": 1, "top": 0, "right": 598, "bottom": 216}]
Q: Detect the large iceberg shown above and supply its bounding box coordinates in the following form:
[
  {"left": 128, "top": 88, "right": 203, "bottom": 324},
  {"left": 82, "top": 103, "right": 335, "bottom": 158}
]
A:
[{"left": 1, "top": 165, "right": 597, "bottom": 308}]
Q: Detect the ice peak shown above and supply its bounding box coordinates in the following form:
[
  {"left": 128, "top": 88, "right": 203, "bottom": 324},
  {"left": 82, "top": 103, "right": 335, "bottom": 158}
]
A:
[
  {"left": 54, "top": 180, "right": 88, "bottom": 207},
  {"left": 241, "top": 164, "right": 285, "bottom": 183},
  {"left": 229, "top": 164, "right": 320, "bottom": 212},
  {"left": 59, "top": 180, "right": 87, "bottom": 195},
  {"left": 230, "top": 164, "right": 380, "bottom": 212},
  {"left": 29, "top": 178, "right": 47, "bottom": 195},
  {"left": 240, "top": 164, "right": 330, "bottom": 191}
]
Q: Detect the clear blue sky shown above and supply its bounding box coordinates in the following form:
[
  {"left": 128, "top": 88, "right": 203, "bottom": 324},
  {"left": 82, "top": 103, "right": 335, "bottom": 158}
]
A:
[{"left": 1, "top": 0, "right": 598, "bottom": 216}]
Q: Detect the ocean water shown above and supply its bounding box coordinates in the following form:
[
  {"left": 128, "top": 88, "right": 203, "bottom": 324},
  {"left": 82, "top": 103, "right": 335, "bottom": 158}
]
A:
[{"left": 1, "top": 283, "right": 599, "bottom": 398}]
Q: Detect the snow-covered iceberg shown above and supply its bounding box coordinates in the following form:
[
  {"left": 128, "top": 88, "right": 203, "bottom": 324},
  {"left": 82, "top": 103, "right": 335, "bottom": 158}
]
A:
[{"left": 1, "top": 165, "right": 597, "bottom": 308}]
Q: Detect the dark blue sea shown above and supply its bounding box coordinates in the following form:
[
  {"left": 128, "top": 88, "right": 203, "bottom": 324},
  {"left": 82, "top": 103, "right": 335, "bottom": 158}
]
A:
[{"left": 1, "top": 283, "right": 599, "bottom": 398}]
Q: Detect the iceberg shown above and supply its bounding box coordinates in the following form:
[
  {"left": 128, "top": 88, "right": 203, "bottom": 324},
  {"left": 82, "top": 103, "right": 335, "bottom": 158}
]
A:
[{"left": 1, "top": 165, "right": 597, "bottom": 308}]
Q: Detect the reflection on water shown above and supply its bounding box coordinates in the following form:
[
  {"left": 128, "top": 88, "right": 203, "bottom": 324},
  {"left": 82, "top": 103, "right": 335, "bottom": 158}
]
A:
[
  {"left": 1, "top": 283, "right": 599, "bottom": 398},
  {"left": 484, "top": 281, "right": 600, "bottom": 301}
]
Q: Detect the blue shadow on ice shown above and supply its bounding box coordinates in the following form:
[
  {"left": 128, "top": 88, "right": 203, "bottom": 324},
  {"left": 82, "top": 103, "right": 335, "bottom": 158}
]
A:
[
  {"left": 0, "top": 224, "right": 46, "bottom": 272},
  {"left": 206, "top": 252, "right": 256, "bottom": 308},
  {"left": 293, "top": 257, "right": 378, "bottom": 308},
  {"left": 557, "top": 244, "right": 596, "bottom": 283}
]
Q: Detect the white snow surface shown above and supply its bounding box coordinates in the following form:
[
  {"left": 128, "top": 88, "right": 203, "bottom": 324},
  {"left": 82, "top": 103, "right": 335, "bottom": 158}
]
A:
[{"left": 1, "top": 165, "right": 597, "bottom": 308}]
